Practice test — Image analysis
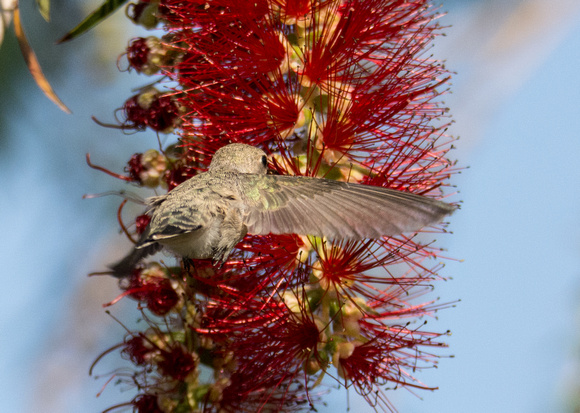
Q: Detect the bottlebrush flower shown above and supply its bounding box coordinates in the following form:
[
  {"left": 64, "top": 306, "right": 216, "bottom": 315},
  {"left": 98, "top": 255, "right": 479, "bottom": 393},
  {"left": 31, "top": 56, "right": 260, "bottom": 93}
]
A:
[
  {"left": 86, "top": 0, "right": 458, "bottom": 411},
  {"left": 121, "top": 88, "right": 182, "bottom": 133},
  {"left": 127, "top": 36, "right": 171, "bottom": 76},
  {"left": 199, "top": 297, "right": 324, "bottom": 411}
]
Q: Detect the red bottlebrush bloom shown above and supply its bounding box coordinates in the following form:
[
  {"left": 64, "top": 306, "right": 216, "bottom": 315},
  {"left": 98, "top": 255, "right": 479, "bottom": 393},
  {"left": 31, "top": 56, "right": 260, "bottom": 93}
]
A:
[
  {"left": 225, "top": 234, "right": 308, "bottom": 292},
  {"left": 122, "top": 89, "right": 181, "bottom": 133},
  {"left": 122, "top": 335, "right": 156, "bottom": 366},
  {"left": 147, "top": 96, "right": 181, "bottom": 132},
  {"left": 132, "top": 394, "right": 164, "bottom": 413},
  {"left": 126, "top": 152, "right": 144, "bottom": 182},
  {"left": 162, "top": 0, "right": 271, "bottom": 27},
  {"left": 135, "top": 214, "right": 151, "bottom": 235},
  {"left": 272, "top": 0, "right": 313, "bottom": 24},
  {"left": 110, "top": 265, "right": 180, "bottom": 316},
  {"left": 122, "top": 94, "right": 150, "bottom": 132},
  {"left": 337, "top": 325, "right": 447, "bottom": 412},
  {"left": 216, "top": 374, "right": 318, "bottom": 413},
  {"left": 135, "top": 279, "right": 179, "bottom": 316},
  {"left": 125, "top": 146, "right": 198, "bottom": 189},
  {"left": 126, "top": 37, "right": 151, "bottom": 72},
  {"left": 87, "top": 0, "right": 458, "bottom": 411},
  {"left": 126, "top": 35, "right": 181, "bottom": 75},
  {"left": 196, "top": 293, "right": 324, "bottom": 412},
  {"left": 163, "top": 163, "right": 196, "bottom": 189},
  {"left": 233, "top": 311, "right": 321, "bottom": 382},
  {"left": 157, "top": 344, "right": 199, "bottom": 381}
]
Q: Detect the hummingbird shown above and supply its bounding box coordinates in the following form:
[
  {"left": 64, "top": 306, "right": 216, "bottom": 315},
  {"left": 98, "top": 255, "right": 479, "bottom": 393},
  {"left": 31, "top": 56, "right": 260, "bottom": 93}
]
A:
[{"left": 110, "top": 143, "right": 455, "bottom": 277}]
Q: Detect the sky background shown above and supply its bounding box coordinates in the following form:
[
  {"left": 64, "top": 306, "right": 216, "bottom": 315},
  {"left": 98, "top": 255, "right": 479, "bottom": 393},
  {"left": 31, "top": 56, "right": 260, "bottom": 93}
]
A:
[{"left": 1, "top": 1, "right": 579, "bottom": 412}]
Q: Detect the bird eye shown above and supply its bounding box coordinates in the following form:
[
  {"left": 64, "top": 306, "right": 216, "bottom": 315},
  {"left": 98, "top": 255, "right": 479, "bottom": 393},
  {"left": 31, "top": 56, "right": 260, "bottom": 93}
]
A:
[{"left": 261, "top": 155, "right": 268, "bottom": 168}]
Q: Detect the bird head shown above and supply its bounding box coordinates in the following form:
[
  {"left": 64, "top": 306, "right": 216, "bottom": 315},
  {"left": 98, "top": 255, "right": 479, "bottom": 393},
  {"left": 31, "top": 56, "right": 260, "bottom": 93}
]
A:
[{"left": 208, "top": 143, "right": 269, "bottom": 174}]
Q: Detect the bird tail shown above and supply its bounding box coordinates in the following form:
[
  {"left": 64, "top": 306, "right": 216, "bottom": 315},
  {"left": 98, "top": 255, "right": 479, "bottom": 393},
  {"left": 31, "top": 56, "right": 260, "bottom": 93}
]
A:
[{"left": 109, "top": 243, "right": 161, "bottom": 278}]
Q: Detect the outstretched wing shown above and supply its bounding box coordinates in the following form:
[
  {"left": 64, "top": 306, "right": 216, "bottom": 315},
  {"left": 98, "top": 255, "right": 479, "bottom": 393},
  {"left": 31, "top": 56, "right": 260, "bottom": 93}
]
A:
[{"left": 239, "top": 175, "right": 455, "bottom": 239}]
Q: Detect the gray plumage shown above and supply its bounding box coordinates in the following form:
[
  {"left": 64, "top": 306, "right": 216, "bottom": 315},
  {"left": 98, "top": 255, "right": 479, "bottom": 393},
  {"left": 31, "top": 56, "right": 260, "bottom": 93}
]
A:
[{"left": 110, "top": 143, "right": 455, "bottom": 277}]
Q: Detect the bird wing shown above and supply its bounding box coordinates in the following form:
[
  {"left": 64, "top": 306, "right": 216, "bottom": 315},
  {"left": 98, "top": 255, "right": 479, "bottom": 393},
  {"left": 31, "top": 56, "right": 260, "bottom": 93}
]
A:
[
  {"left": 239, "top": 174, "right": 455, "bottom": 239},
  {"left": 137, "top": 186, "right": 208, "bottom": 248}
]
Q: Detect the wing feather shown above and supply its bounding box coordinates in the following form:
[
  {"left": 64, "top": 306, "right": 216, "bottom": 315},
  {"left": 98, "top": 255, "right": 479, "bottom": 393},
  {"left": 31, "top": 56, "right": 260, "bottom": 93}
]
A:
[
  {"left": 239, "top": 175, "right": 455, "bottom": 239},
  {"left": 137, "top": 177, "right": 216, "bottom": 247}
]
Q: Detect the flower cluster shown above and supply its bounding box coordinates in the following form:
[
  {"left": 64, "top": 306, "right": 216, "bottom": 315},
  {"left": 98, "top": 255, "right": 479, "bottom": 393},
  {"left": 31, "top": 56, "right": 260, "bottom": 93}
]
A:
[{"left": 91, "top": 0, "right": 457, "bottom": 412}]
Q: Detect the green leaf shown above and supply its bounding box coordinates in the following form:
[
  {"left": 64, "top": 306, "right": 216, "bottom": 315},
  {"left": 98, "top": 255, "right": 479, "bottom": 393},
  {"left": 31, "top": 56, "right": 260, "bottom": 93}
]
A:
[
  {"left": 57, "top": 0, "right": 128, "bottom": 43},
  {"left": 36, "top": 0, "right": 50, "bottom": 22}
]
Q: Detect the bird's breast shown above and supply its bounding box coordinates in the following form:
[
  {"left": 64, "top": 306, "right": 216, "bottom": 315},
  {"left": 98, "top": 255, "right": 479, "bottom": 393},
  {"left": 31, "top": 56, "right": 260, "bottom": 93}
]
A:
[{"left": 157, "top": 220, "right": 222, "bottom": 259}]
